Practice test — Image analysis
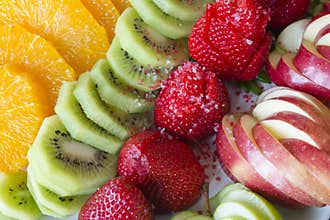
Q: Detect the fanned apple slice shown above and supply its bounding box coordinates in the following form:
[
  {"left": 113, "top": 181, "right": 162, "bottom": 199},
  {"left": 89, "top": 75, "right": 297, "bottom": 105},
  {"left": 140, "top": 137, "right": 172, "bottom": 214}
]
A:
[
  {"left": 281, "top": 139, "right": 330, "bottom": 192},
  {"left": 233, "top": 115, "right": 321, "bottom": 207},
  {"left": 266, "top": 53, "right": 330, "bottom": 103},
  {"left": 253, "top": 123, "right": 330, "bottom": 205},
  {"left": 293, "top": 40, "right": 330, "bottom": 89},
  {"left": 253, "top": 97, "right": 330, "bottom": 129},
  {"left": 303, "top": 14, "right": 330, "bottom": 43},
  {"left": 258, "top": 87, "right": 330, "bottom": 121},
  {"left": 216, "top": 115, "right": 303, "bottom": 207},
  {"left": 260, "top": 112, "right": 330, "bottom": 153},
  {"left": 316, "top": 32, "right": 330, "bottom": 59}
]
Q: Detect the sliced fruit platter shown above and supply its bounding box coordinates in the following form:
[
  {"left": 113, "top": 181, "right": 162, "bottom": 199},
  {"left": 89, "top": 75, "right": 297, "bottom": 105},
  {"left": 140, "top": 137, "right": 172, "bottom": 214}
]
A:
[{"left": 0, "top": 0, "right": 330, "bottom": 220}]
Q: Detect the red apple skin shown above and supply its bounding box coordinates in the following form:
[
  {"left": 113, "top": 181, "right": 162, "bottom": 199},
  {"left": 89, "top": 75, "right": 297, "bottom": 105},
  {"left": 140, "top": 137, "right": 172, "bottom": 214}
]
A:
[
  {"left": 268, "top": 0, "right": 310, "bottom": 31},
  {"left": 276, "top": 96, "right": 330, "bottom": 129},
  {"left": 317, "top": 45, "right": 330, "bottom": 60},
  {"left": 253, "top": 123, "right": 330, "bottom": 205},
  {"left": 266, "top": 53, "right": 330, "bottom": 103},
  {"left": 216, "top": 115, "right": 304, "bottom": 208},
  {"left": 265, "top": 112, "right": 330, "bottom": 153},
  {"left": 233, "top": 115, "right": 321, "bottom": 207},
  {"left": 324, "top": 2, "right": 330, "bottom": 13},
  {"left": 281, "top": 139, "right": 330, "bottom": 192},
  {"left": 293, "top": 40, "right": 330, "bottom": 89}
]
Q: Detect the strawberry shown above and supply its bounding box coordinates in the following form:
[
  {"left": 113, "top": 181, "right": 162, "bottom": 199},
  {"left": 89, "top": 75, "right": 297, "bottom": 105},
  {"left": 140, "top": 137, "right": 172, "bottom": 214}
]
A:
[
  {"left": 117, "top": 130, "right": 205, "bottom": 213},
  {"left": 154, "top": 62, "right": 230, "bottom": 141},
  {"left": 267, "top": 0, "right": 311, "bottom": 31},
  {"left": 189, "top": 1, "right": 271, "bottom": 81},
  {"left": 78, "top": 176, "right": 154, "bottom": 220}
]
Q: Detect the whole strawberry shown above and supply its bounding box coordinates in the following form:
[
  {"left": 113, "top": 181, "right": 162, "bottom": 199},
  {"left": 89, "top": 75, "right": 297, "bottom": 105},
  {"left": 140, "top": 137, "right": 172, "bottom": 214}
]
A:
[
  {"left": 78, "top": 177, "right": 154, "bottom": 220},
  {"left": 154, "top": 62, "right": 229, "bottom": 141},
  {"left": 189, "top": 1, "right": 271, "bottom": 81},
  {"left": 118, "top": 130, "right": 205, "bottom": 213}
]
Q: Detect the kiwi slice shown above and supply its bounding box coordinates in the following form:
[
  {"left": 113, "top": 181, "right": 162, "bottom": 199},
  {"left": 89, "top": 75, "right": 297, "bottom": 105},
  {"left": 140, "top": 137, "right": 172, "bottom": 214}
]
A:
[
  {"left": 0, "top": 171, "right": 41, "bottom": 220},
  {"left": 107, "top": 37, "right": 171, "bottom": 92},
  {"left": 90, "top": 59, "right": 155, "bottom": 113},
  {"left": 55, "top": 81, "right": 123, "bottom": 154},
  {"left": 0, "top": 212, "right": 15, "bottom": 220},
  {"left": 27, "top": 115, "right": 118, "bottom": 196},
  {"left": 171, "top": 210, "right": 198, "bottom": 220},
  {"left": 153, "top": 0, "right": 213, "bottom": 22},
  {"left": 129, "top": 0, "right": 194, "bottom": 39},
  {"left": 27, "top": 166, "right": 88, "bottom": 218},
  {"left": 74, "top": 72, "right": 152, "bottom": 140},
  {"left": 115, "top": 8, "right": 189, "bottom": 67}
]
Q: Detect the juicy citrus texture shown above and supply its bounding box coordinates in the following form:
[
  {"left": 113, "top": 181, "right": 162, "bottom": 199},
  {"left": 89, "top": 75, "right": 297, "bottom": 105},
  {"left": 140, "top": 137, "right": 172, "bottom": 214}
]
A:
[
  {"left": 0, "top": 0, "right": 109, "bottom": 73},
  {"left": 0, "top": 24, "right": 76, "bottom": 107},
  {"left": 81, "top": 0, "right": 120, "bottom": 41},
  {"left": 0, "top": 66, "right": 51, "bottom": 173},
  {"left": 111, "top": 0, "right": 132, "bottom": 13}
]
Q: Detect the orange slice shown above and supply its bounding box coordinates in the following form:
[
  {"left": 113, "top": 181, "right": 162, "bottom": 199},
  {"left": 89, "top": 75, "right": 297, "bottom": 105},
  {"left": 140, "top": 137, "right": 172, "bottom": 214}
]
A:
[
  {"left": 0, "top": 0, "right": 109, "bottom": 73},
  {"left": 0, "top": 24, "right": 76, "bottom": 108},
  {"left": 81, "top": 0, "right": 120, "bottom": 41},
  {"left": 0, "top": 65, "right": 51, "bottom": 173},
  {"left": 111, "top": 0, "right": 132, "bottom": 13}
]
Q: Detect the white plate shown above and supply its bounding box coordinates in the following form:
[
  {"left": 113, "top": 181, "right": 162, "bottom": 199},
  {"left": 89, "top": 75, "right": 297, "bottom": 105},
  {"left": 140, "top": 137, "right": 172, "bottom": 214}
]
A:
[{"left": 43, "top": 83, "right": 330, "bottom": 220}]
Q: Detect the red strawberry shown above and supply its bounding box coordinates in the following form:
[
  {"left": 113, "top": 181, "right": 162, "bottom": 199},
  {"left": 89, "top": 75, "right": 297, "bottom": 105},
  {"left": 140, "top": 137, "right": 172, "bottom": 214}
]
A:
[
  {"left": 118, "top": 130, "right": 205, "bottom": 213},
  {"left": 154, "top": 62, "right": 230, "bottom": 140},
  {"left": 267, "top": 0, "right": 311, "bottom": 31},
  {"left": 189, "top": 1, "right": 271, "bottom": 81},
  {"left": 78, "top": 176, "right": 154, "bottom": 220}
]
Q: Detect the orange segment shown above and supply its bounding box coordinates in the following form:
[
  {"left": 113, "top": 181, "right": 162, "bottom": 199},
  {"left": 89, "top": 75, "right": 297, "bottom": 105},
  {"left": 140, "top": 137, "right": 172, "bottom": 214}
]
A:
[
  {"left": 0, "top": 24, "right": 76, "bottom": 108},
  {"left": 111, "top": 0, "right": 132, "bottom": 13},
  {"left": 81, "top": 0, "right": 120, "bottom": 41},
  {"left": 0, "top": 65, "right": 51, "bottom": 173},
  {"left": 0, "top": 0, "right": 109, "bottom": 73}
]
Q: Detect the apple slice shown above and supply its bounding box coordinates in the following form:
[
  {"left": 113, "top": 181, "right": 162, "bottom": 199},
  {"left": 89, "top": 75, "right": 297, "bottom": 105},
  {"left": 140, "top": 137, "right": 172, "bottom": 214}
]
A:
[
  {"left": 316, "top": 32, "right": 330, "bottom": 59},
  {"left": 266, "top": 53, "right": 330, "bottom": 103},
  {"left": 276, "top": 19, "right": 310, "bottom": 53},
  {"left": 233, "top": 115, "right": 320, "bottom": 207},
  {"left": 252, "top": 97, "right": 330, "bottom": 129},
  {"left": 216, "top": 115, "right": 303, "bottom": 207},
  {"left": 253, "top": 123, "right": 330, "bottom": 205},
  {"left": 258, "top": 87, "right": 330, "bottom": 121},
  {"left": 260, "top": 112, "right": 330, "bottom": 153},
  {"left": 281, "top": 139, "right": 330, "bottom": 192},
  {"left": 304, "top": 14, "right": 330, "bottom": 43},
  {"left": 293, "top": 40, "right": 330, "bottom": 89}
]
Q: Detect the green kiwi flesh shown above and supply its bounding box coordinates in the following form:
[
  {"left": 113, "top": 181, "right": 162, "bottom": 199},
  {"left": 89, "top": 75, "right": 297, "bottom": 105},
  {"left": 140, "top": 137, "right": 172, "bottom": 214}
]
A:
[
  {"left": 27, "top": 115, "right": 118, "bottom": 196},
  {"left": 90, "top": 59, "right": 155, "bottom": 113},
  {"left": 74, "top": 72, "right": 129, "bottom": 140},
  {"left": 115, "top": 8, "right": 189, "bottom": 67},
  {"left": 0, "top": 212, "right": 15, "bottom": 220},
  {"left": 129, "top": 0, "right": 195, "bottom": 39},
  {"left": 55, "top": 81, "right": 123, "bottom": 154},
  {"left": 27, "top": 166, "right": 88, "bottom": 218},
  {"left": 0, "top": 171, "right": 41, "bottom": 220},
  {"left": 153, "top": 0, "right": 213, "bottom": 22},
  {"left": 107, "top": 37, "right": 171, "bottom": 92}
]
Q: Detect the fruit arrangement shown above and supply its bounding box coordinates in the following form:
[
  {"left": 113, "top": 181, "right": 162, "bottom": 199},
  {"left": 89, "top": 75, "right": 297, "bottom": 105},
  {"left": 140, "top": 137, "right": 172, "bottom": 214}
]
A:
[{"left": 0, "top": 0, "right": 329, "bottom": 219}]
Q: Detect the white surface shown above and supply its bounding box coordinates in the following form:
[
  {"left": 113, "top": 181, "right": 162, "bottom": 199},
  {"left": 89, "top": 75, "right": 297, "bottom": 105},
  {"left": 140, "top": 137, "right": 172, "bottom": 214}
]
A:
[{"left": 43, "top": 83, "right": 330, "bottom": 220}]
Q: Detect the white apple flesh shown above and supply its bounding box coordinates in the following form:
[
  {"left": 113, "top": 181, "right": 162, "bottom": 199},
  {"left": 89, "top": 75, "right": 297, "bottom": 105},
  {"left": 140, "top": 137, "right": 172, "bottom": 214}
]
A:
[
  {"left": 276, "top": 19, "right": 310, "bottom": 53},
  {"left": 253, "top": 123, "right": 330, "bottom": 205},
  {"left": 303, "top": 14, "right": 330, "bottom": 43}
]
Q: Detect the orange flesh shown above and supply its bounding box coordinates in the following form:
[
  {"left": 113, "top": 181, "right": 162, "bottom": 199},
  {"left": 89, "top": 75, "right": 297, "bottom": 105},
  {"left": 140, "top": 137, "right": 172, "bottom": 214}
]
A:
[
  {"left": 0, "top": 0, "right": 109, "bottom": 73},
  {"left": 81, "top": 0, "right": 120, "bottom": 41},
  {"left": 111, "top": 0, "right": 132, "bottom": 13},
  {"left": 0, "top": 24, "right": 76, "bottom": 108},
  {"left": 0, "top": 66, "right": 51, "bottom": 173}
]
